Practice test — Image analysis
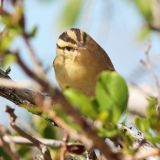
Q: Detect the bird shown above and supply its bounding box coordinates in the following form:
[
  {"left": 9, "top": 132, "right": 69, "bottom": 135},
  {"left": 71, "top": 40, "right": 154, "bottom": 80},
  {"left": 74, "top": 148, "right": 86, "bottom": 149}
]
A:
[{"left": 53, "top": 28, "right": 115, "bottom": 97}]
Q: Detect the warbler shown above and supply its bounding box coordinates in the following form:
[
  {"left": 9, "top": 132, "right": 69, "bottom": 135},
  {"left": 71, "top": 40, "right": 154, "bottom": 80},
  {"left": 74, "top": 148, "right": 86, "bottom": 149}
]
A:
[{"left": 53, "top": 28, "right": 115, "bottom": 96}]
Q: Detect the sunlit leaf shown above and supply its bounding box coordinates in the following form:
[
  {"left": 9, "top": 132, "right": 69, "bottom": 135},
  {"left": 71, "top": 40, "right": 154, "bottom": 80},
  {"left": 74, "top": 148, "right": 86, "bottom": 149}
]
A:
[
  {"left": 135, "top": 117, "right": 150, "bottom": 132},
  {"left": 135, "top": 97, "right": 160, "bottom": 145},
  {"left": 134, "top": 0, "right": 153, "bottom": 22},
  {"left": 147, "top": 135, "right": 160, "bottom": 144},
  {"left": 97, "top": 123, "right": 119, "bottom": 137},
  {"left": 64, "top": 88, "right": 97, "bottom": 119},
  {"left": 0, "top": 29, "right": 17, "bottom": 52},
  {"left": 96, "top": 71, "right": 128, "bottom": 123},
  {"left": 1, "top": 54, "right": 16, "bottom": 67}
]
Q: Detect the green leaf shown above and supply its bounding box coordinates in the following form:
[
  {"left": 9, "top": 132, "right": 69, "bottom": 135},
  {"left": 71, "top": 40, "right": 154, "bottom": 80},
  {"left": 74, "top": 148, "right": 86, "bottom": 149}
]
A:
[
  {"left": 0, "top": 29, "right": 17, "bottom": 52},
  {"left": 137, "top": 26, "right": 151, "bottom": 40},
  {"left": 135, "top": 97, "right": 160, "bottom": 145},
  {"left": 134, "top": 0, "right": 153, "bottom": 22},
  {"left": 27, "top": 26, "right": 38, "bottom": 39},
  {"left": 17, "top": 145, "right": 31, "bottom": 160},
  {"left": 1, "top": 14, "right": 22, "bottom": 35},
  {"left": 0, "top": 68, "right": 8, "bottom": 77},
  {"left": 96, "top": 71, "right": 128, "bottom": 123},
  {"left": 33, "top": 116, "right": 57, "bottom": 139},
  {"left": 5, "top": 66, "right": 11, "bottom": 74},
  {"left": 0, "top": 147, "right": 11, "bottom": 160},
  {"left": 58, "top": 0, "right": 83, "bottom": 28},
  {"left": 97, "top": 123, "right": 119, "bottom": 137},
  {"left": 135, "top": 117, "right": 150, "bottom": 132},
  {"left": 54, "top": 104, "right": 82, "bottom": 131},
  {"left": 147, "top": 135, "right": 160, "bottom": 144},
  {"left": 64, "top": 88, "right": 97, "bottom": 119},
  {"left": 1, "top": 54, "right": 16, "bottom": 67}
]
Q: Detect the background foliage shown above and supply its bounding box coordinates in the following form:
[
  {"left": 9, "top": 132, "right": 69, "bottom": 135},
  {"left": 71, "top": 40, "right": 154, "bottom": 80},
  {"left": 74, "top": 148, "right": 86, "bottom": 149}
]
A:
[{"left": 0, "top": 0, "right": 160, "bottom": 159}]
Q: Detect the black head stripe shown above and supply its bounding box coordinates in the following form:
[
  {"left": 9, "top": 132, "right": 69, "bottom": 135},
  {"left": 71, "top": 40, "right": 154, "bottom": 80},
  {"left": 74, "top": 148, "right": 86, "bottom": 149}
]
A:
[
  {"left": 59, "top": 32, "right": 77, "bottom": 44},
  {"left": 71, "top": 28, "right": 81, "bottom": 42},
  {"left": 83, "top": 32, "right": 87, "bottom": 44}
]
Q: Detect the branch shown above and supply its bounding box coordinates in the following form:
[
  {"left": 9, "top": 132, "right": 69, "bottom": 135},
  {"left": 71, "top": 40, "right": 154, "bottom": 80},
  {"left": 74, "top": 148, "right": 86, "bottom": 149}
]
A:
[
  {"left": 149, "top": 24, "right": 160, "bottom": 32},
  {"left": 0, "top": 124, "right": 20, "bottom": 160},
  {"left": 127, "top": 148, "right": 160, "bottom": 160},
  {"left": 2, "top": 135, "right": 85, "bottom": 155},
  {"left": 0, "top": 78, "right": 40, "bottom": 89},
  {"left": 0, "top": 68, "right": 39, "bottom": 107},
  {"left": 0, "top": 85, "right": 36, "bottom": 107},
  {"left": 0, "top": 0, "right": 3, "bottom": 14},
  {"left": 22, "top": 33, "right": 45, "bottom": 77},
  {"left": 6, "top": 106, "right": 52, "bottom": 160},
  {"left": 2, "top": 135, "right": 63, "bottom": 147}
]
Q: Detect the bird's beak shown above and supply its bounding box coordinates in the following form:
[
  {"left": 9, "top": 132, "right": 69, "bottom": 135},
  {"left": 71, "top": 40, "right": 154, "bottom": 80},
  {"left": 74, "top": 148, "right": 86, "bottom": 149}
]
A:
[{"left": 77, "top": 42, "right": 87, "bottom": 50}]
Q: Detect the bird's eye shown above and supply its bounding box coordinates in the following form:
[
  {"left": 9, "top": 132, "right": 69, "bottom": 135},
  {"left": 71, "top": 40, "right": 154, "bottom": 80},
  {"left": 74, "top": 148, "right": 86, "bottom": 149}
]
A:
[{"left": 64, "top": 46, "right": 73, "bottom": 51}]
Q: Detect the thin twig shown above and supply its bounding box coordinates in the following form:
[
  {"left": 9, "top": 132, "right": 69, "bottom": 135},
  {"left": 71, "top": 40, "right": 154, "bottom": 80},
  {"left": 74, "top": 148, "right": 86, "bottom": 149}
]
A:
[
  {"left": 5, "top": 106, "right": 52, "bottom": 160},
  {"left": 22, "top": 34, "right": 45, "bottom": 77},
  {"left": 149, "top": 24, "right": 160, "bottom": 31},
  {"left": 2, "top": 135, "right": 62, "bottom": 147},
  {"left": 0, "top": 0, "right": 3, "bottom": 14},
  {"left": 0, "top": 124, "right": 20, "bottom": 160},
  {"left": 15, "top": 53, "right": 50, "bottom": 90},
  {"left": 2, "top": 135, "right": 85, "bottom": 154},
  {"left": 128, "top": 148, "right": 160, "bottom": 160},
  {"left": 140, "top": 42, "right": 160, "bottom": 100},
  {"left": 150, "top": 0, "right": 160, "bottom": 32},
  {"left": 49, "top": 111, "right": 93, "bottom": 147},
  {"left": 60, "top": 132, "right": 69, "bottom": 160},
  {"left": 18, "top": 1, "right": 45, "bottom": 76},
  {"left": 0, "top": 78, "right": 40, "bottom": 89}
]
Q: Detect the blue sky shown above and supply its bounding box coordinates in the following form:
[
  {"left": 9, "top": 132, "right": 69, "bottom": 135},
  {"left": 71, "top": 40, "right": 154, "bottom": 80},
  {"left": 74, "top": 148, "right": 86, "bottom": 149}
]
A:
[{"left": 1, "top": 0, "right": 160, "bottom": 125}]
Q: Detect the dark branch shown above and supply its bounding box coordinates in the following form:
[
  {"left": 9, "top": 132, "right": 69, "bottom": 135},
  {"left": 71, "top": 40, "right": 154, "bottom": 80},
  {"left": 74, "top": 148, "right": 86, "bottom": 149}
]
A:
[{"left": 0, "top": 68, "right": 38, "bottom": 107}]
